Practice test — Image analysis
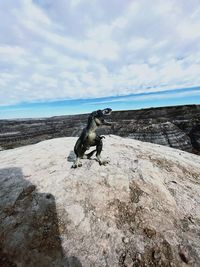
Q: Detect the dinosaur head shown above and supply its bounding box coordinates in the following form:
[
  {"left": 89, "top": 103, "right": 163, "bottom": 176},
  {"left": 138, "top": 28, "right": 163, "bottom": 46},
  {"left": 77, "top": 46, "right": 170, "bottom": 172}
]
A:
[
  {"left": 101, "top": 108, "right": 112, "bottom": 116},
  {"left": 88, "top": 108, "right": 112, "bottom": 127}
]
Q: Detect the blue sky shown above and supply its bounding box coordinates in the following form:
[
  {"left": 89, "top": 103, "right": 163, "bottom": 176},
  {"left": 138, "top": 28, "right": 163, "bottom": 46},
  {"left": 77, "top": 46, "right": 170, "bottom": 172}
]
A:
[
  {"left": 1, "top": 87, "right": 200, "bottom": 119},
  {"left": 0, "top": 0, "right": 200, "bottom": 118}
]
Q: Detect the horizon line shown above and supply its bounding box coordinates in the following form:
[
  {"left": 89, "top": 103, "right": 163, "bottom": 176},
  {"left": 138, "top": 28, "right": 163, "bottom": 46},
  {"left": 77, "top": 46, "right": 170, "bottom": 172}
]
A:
[{"left": 1, "top": 103, "right": 199, "bottom": 121}]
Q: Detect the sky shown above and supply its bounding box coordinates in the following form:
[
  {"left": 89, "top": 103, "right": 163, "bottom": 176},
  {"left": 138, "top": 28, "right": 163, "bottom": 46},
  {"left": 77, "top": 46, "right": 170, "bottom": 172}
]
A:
[{"left": 0, "top": 0, "right": 200, "bottom": 118}]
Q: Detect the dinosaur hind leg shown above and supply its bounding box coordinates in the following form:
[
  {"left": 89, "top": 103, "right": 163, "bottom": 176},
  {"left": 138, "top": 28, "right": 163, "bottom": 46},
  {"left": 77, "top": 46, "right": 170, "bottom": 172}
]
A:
[
  {"left": 72, "top": 157, "right": 83, "bottom": 168},
  {"left": 83, "top": 149, "right": 96, "bottom": 159},
  {"left": 72, "top": 140, "right": 85, "bottom": 168},
  {"left": 96, "top": 140, "right": 109, "bottom": 166}
]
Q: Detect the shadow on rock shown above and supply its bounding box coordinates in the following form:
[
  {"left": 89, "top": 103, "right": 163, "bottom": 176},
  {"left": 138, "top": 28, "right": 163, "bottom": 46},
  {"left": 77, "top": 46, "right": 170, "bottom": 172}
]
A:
[
  {"left": 0, "top": 167, "right": 82, "bottom": 267},
  {"left": 67, "top": 150, "right": 76, "bottom": 162}
]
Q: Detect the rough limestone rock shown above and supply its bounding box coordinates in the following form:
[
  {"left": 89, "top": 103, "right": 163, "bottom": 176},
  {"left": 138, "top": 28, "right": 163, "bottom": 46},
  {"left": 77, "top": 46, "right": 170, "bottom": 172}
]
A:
[{"left": 0, "top": 135, "right": 200, "bottom": 267}]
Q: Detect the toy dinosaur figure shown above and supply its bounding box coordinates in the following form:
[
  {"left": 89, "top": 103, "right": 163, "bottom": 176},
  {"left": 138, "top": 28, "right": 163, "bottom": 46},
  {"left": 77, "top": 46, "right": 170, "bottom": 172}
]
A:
[{"left": 72, "top": 108, "right": 112, "bottom": 168}]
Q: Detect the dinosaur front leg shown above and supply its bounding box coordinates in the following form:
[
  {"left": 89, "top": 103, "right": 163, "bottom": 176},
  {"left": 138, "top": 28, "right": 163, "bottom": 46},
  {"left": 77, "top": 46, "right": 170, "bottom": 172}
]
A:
[{"left": 96, "top": 139, "right": 109, "bottom": 166}]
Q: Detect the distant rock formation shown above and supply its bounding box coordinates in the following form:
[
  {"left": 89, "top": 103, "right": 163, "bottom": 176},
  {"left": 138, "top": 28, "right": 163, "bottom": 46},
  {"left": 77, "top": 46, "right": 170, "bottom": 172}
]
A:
[
  {"left": 0, "top": 104, "right": 200, "bottom": 154},
  {"left": 0, "top": 136, "right": 200, "bottom": 266},
  {"left": 109, "top": 104, "right": 200, "bottom": 154}
]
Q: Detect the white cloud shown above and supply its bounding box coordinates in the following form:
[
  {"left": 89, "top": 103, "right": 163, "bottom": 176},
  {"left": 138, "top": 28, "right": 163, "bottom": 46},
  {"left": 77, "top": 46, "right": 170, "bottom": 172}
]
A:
[
  {"left": 21, "top": 0, "right": 51, "bottom": 26},
  {"left": 127, "top": 37, "right": 151, "bottom": 52},
  {"left": 0, "top": 0, "right": 200, "bottom": 106},
  {"left": 0, "top": 45, "right": 27, "bottom": 64}
]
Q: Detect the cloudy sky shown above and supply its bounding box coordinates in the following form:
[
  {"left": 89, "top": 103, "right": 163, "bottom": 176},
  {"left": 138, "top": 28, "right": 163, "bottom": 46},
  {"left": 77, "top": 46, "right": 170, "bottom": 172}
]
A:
[{"left": 0, "top": 0, "right": 200, "bottom": 118}]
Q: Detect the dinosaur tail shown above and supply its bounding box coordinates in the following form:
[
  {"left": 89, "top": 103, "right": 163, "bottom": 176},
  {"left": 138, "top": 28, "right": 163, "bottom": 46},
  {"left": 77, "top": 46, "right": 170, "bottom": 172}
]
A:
[{"left": 83, "top": 149, "right": 96, "bottom": 159}]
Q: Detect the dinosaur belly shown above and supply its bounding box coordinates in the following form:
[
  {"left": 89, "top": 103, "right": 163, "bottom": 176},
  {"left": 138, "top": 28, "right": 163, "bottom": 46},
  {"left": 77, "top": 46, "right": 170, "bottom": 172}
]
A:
[{"left": 87, "top": 132, "right": 96, "bottom": 145}]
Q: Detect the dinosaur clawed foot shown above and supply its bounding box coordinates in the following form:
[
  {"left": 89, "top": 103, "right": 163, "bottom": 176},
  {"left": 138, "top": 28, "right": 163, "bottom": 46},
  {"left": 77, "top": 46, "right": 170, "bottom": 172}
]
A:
[
  {"left": 72, "top": 157, "right": 109, "bottom": 168},
  {"left": 98, "top": 159, "right": 110, "bottom": 166},
  {"left": 71, "top": 161, "right": 82, "bottom": 168}
]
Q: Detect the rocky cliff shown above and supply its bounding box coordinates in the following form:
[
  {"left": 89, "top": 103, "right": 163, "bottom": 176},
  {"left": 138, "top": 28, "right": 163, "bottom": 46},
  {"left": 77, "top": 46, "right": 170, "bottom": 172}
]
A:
[
  {"left": 0, "top": 105, "right": 200, "bottom": 154},
  {"left": 0, "top": 136, "right": 200, "bottom": 266}
]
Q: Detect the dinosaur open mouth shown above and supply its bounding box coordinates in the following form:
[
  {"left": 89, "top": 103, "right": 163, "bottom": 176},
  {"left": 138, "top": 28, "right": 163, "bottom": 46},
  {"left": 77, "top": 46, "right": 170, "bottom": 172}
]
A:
[{"left": 101, "top": 108, "right": 112, "bottom": 126}]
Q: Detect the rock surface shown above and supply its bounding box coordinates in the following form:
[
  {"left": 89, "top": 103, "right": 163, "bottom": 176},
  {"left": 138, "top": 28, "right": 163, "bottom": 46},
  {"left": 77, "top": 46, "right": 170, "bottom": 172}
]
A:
[
  {"left": 0, "top": 104, "right": 200, "bottom": 154},
  {"left": 0, "top": 135, "right": 200, "bottom": 266}
]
